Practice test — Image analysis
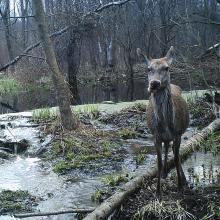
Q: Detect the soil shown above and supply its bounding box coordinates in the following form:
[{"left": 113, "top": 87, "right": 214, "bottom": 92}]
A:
[
  {"left": 188, "top": 97, "right": 215, "bottom": 128},
  {"left": 115, "top": 176, "right": 220, "bottom": 220},
  {"left": 39, "top": 103, "right": 151, "bottom": 175},
  {"left": 35, "top": 97, "right": 219, "bottom": 220},
  {"left": 39, "top": 96, "right": 215, "bottom": 176}
]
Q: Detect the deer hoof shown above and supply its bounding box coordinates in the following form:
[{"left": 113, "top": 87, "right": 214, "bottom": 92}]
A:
[{"left": 162, "top": 173, "right": 167, "bottom": 179}]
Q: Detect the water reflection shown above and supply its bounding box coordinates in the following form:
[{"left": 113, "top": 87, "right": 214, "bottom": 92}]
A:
[{"left": 182, "top": 151, "right": 220, "bottom": 187}]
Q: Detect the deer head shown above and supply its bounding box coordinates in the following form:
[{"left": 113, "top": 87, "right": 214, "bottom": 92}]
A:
[{"left": 137, "top": 46, "right": 174, "bottom": 93}]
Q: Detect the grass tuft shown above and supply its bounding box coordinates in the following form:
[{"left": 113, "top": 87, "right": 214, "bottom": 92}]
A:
[
  {"left": 102, "top": 174, "right": 128, "bottom": 187},
  {"left": 74, "top": 104, "right": 100, "bottom": 119},
  {"left": 135, "top": 200, "right": 196, "bottom": 220},
  {"left": 0, "top": 77, "right": 23, "bottom": 96},
  {"left": 32, "top": 108, "right": 58, "bottom": 122}
]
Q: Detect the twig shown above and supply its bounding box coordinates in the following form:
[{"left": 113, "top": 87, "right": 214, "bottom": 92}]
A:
[
  {"left": 95, "top": 0, "right": 133, "bottom": 12},
  {"left": 0, "top": 26, "right": 69, "bottom": 72},
  {"left": 14, "top": 208, "right": 95, "bottom": 218},
  {"left": 20, "top": 54, "right": 46, "bottom": 60},
  {"left": 6, "top": 127, "right": 18, "bottom": 142}
]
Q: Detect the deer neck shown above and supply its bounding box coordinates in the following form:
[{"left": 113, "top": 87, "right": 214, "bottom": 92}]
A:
[{"left": 151, "top": 85, "right": 175, "bottom": 139}]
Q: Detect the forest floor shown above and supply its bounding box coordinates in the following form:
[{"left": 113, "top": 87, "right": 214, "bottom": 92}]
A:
[
  {"left": 115, "top": 175, "right": 220, "bottom": 220},
  {"left": 37, "top": 90, "right": 214, "bottom": 176},
  {"left": 0, "top": 91, "right": 219, "bottom": 219},
  {"left": 34, "top": 92, "right": 219, "bottom": 220}
]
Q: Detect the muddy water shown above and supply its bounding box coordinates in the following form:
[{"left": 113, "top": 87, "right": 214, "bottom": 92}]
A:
[
  {"left": 182, "top": 151, "right": 220, "bottom": 187},
  {"left": 0, "top": 156, "right": 101, "bottom": 220},
  {"left": 0, "top": 113, "right": 101, "bottom": 220},
  {"left": 0, "top": 112, "right": 219, "bottom": 220}
]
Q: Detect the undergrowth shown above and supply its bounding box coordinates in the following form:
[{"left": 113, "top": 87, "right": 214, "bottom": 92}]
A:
[{"left": 135, "top": 200, "right": 196, "bottom": 220}]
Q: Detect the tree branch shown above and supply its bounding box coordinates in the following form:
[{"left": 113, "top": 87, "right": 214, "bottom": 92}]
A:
[
  {"left": 0, "top": 26, "right": 69, "bottom": 72},
  {"left": 95, "top": 0, "right": 133, "bottom": 12},
  {"left": 0, "top": 0, "right": 133, "bottom": 72},
  {"left": 14, "top": 208, "right": 95, "bottom": 218},
  {"left": 20, "top": 54, "right": 45, "bottom": 60}
]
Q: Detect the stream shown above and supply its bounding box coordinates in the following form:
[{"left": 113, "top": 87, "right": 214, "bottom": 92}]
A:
[{"left": 0, "top": 112, "right": 219, "bottom": 220}]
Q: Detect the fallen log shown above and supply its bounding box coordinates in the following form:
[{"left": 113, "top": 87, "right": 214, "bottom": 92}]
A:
[
  {"left": 83, "top": 119, "right": 220, "bottom": 220},
  {"left": 14, "top": 208, "right": 95, "bottom": 218}
]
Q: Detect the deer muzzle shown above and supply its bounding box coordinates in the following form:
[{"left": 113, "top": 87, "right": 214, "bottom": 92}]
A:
[{"left": 148, "top": 80, "right": 161, "bottom": 92}]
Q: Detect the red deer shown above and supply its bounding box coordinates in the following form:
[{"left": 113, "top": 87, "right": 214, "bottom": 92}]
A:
[{"left": 137, "top": 46, "right": 189, "bottom": 195}]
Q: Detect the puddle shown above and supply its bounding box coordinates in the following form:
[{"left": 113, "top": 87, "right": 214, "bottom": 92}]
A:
[
  {"left": 0, "top": 113, "right": 99, "bottom": 220},
  {"left": 0, "top": 155, "right": 100, "bottom": 220},
  {"left": 183, "top": 151, "right": 220, "bottom": 187}
]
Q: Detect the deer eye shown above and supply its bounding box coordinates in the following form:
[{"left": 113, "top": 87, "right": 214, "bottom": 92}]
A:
[
  {"left": 147, "top": 66, "right": 152, "bottom": 72},
  {"left": 164, "top": 66, "right": 169, "bottom": 71}
]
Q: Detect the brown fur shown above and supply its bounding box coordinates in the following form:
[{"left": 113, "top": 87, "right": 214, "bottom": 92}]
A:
[
  {"left": 146, "top": 91, "right": 189, "bottom": 136},
  {"left": 137, "top": 46, "right": 189, "bottom": 195},
  {"left": 170, "top": 84, "right": 182, "bottom": 96}
]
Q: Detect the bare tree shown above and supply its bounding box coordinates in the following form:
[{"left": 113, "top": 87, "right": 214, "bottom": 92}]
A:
[
  {"left": 32, "top": 0, "right": 77, "bottom": 130},
  {"left": 0, "top": 0, "right": 15, "bottom": 71}
]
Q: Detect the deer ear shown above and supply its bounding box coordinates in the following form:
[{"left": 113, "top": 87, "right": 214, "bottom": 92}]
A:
[
  {"left": 137, "top": 48, "right": 150, "bottom": 65},
  {"left": 165, "top": 46, "right": 174, "bottom": 65}
]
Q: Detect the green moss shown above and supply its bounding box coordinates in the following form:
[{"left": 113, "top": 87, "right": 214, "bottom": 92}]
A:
[
  {"left": 0, "top": 190, "right": 29, "bottom": 200},
  {"left": 91, "top": 189, "right": 104, "bottom": 203},
  {"left": 0, "top": 190, "right": 38, "bottom": 214},
  {"left": 118, "top": 128, "right": 138, "bottom": 139},
  {"left": 53, "top": 160, "right": 80, "bottom": 173},
  {"left": 136, "top": 148, "right": 149, "bottom": 165},
  {"left": 66, "top": 152, "right": 75, "bottom": 161},
  {"left": 51, "top": 137, "right": 121, "bottom": 174},
  {"left": 102, "top": 174, "right": 128, "bottom": 187},
  {"left": 201, "top": 131, "right": 220, "bottom": 156}
]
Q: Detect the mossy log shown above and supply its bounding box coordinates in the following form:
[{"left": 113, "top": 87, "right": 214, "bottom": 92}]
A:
[{"left": 83, "top": 119, "right": 220, "bottom": 220}]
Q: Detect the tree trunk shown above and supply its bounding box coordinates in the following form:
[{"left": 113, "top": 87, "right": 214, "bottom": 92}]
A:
[
  {"left": 128, "top": 55, "right": 134, "bottom": 101},
  {"left": 83, "top": 119, "right": 220, "bottom": 220},
  {"left": 20, "top": 0, "right": 28, "bottom": 49},
  {"left": 32, "top": 0, "right": 77, "bottom": 130},
  {"left": 88, "top": 33, "right": 98, "bottom": 103},
  {"left": 0, "top": 0, "right": 15, "bottom": 72},
  {"left": 159, "top": 0, "right": 168, "bottom": 56},
  {"left": 67, "top": 32, "right": 81, "bottom": 105}
]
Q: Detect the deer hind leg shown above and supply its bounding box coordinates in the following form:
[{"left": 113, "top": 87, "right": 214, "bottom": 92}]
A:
[
  {"left": 173, "top": 136, "right": 186, "bottom": 190},
  {"left": 162, "top": 141, "right": 170, "bottom": 179},
  {"left": 155, "top": 139, "right": 163, "bottom": 196},
  {"left": 217, "top": 105, "right": 220, "bottom": 118}
]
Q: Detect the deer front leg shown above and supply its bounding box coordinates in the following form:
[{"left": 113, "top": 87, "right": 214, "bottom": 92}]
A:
[
  {"left": 162, "top": 141, "right": 169, "bottom": 179},
  {"left": 173, "top": 136, "right": 186, "bottom": 190},
  {"left": 155, "top": 139, "right": 162, "bottom": 196}
]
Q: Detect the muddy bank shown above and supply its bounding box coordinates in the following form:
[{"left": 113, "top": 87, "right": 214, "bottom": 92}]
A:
[
  {"left": 112, "top": 132, "right": 220, "bottom": 220},
  {"left": 0, "top": 190, "right": 40, "bottom": 216},
  {"left": 39, "top": 103, "right": 153, "bottom": 176},
  {"left": 0, "top": 95, "right": 217, "bottom": 219},
  {"left": 115, "top": 176, "right": 220, "bottom": 220},
  {"left": 39, "top": 102, "right": 198, "bottom": 176},
  {"left": 0, "top": 113, "right": 99, "bottom": 220}
]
